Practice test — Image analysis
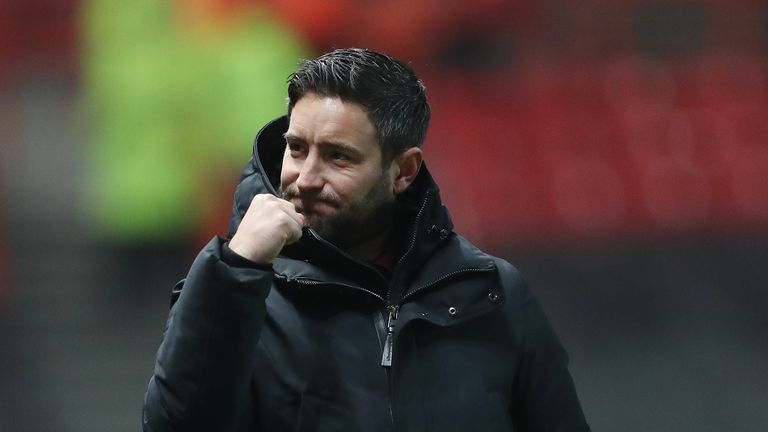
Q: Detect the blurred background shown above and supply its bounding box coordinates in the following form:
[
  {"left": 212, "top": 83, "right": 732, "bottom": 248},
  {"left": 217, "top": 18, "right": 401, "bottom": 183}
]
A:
[{"left": 1, "top": 0, "right": 767, "bottom": 430}]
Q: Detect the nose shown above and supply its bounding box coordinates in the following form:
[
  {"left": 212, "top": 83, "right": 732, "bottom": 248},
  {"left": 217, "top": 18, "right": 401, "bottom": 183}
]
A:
[{"left": 295, "top": 152, "right": 324, "bottom": 192}]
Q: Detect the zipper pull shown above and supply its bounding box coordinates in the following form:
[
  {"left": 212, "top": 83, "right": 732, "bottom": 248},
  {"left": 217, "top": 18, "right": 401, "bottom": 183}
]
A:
[{"left": 381, "top": 305, "right": 399, "bottom": 367}]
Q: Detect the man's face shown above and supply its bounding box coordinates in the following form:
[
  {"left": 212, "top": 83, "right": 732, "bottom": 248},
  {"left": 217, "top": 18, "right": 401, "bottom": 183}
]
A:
[{"left": 280, "top": 93, "right": 395, "bottom": 247}]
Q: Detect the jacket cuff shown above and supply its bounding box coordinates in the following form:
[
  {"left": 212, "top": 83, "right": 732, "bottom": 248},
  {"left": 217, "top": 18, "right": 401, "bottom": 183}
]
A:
[{"left": 220, "top": 238, "right": 274, "bottom": 271}]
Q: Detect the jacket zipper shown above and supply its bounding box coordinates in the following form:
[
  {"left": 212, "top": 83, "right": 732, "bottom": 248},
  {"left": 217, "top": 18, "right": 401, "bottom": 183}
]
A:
[
  {"left": 379, "top": 304, "right": 399, "bottom": 427},
  {"left": 379, "top": 191, "right": 431, "bottom": 368},
  {"left": 401, "top": 266, "right": 495, "bottom": 302},
  {"left": 274, "top": 275, "right": 386, "bottom": 302},
  {"left": 389, "top": 192, "right": 432, "bottom": 304},
  {"left": 380, "top": 304, "right": 399, "bottom": 367},
  {"left": 305, "top": 228, "right": 390, "bottom": 286}
]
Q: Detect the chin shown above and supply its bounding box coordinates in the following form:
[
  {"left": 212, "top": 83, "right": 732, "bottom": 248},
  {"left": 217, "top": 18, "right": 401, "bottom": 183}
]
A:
[{"left": 304, "top": 213, "right": 328, "bottom": 229}]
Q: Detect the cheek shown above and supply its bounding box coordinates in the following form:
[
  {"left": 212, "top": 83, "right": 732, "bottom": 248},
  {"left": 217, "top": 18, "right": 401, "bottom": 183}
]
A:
[
  {"left": 336, "top": 169, "right": 385, "bottom": 201},
  {"left": 280, "top": 153, "right": 299, "bottom": 186}
]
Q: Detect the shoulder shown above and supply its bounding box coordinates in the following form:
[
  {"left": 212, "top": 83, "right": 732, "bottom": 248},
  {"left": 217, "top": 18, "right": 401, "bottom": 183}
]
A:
[
  {"left": 450, "top": 234, "right": 531, "bottom": 303},
  {"left": 451, "top": 235, "right": 522, "bottom": 280}
]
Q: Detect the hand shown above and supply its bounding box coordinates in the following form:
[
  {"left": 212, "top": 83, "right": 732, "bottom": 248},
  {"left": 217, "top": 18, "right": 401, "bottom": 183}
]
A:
[{"left": 228, "top": 194, "right": 305, "bottom": 264}]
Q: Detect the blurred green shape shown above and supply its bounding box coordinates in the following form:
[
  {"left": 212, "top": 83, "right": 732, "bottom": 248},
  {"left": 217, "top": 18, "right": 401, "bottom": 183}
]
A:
[{"left": 81, "top": 0, "right": 308, "bottom": 242}]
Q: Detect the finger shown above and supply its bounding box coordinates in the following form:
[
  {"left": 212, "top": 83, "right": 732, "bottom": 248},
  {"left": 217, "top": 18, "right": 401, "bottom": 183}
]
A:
[
  {"left": 276, "top": 199, "right": 305, "bottom": 225},
  {"left": 296, "top": 212, "right": 305, "bottom": 226},
  {"left": 284, "top": 218, "right": 304, "bottom": 244}
]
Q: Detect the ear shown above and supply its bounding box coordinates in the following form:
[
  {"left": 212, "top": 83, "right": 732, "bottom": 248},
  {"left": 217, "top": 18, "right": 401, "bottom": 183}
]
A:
[{"left": 390, "top": 147, "right": 423, "bottom": 194}]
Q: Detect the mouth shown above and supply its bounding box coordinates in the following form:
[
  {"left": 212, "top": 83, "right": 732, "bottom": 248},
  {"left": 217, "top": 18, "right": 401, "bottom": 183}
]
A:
[
  {"left": 302, "top": 201, "right": 332, "bottom": 214},
  {"left": 291, "top": 198, "right": 336, "bottom": 217}
]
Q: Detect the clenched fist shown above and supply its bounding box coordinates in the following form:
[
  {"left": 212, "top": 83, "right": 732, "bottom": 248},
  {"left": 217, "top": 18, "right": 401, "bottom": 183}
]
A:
[{"left": 228, "top": 194, "right": 305, "bottom": 264}]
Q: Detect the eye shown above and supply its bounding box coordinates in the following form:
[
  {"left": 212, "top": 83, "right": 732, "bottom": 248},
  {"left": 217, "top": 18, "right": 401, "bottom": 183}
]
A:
[
  {"left": 330, "top": 151, "right": 349, "bottom": 161},
  {"left": 287, "top": 142, "right": 305, "bottom": 156}
]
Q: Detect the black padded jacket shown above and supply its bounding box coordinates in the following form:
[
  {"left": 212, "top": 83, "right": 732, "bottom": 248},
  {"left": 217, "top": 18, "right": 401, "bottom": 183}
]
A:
[{"left": 142, "top": 116, "right": 591, "bottom": 432}]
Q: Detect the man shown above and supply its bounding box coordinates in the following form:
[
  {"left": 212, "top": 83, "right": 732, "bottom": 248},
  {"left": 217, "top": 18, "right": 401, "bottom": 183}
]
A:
[{"left": 143, "top": 48, "right": 590, "bottom": 432}]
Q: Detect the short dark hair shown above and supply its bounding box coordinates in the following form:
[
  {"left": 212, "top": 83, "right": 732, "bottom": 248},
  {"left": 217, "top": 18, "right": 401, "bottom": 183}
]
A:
[{"left": 287, "top": 48, "right": 431, "bottom": 163}]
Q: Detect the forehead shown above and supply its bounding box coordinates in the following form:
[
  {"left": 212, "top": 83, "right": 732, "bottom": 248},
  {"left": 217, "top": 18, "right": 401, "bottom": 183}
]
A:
[{"left": 287, "top": 94, "right": 379, "bottom": 152}]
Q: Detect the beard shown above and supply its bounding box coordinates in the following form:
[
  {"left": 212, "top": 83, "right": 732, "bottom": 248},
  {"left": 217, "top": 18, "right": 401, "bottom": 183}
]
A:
[{"left": 280, "top": 174, "right": 395, "bottom": 248}]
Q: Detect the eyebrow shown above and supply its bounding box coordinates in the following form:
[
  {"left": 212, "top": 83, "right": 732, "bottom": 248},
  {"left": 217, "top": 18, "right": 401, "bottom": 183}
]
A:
[{"left": 283, "top": 132, "right": 303, "bottom": 144}]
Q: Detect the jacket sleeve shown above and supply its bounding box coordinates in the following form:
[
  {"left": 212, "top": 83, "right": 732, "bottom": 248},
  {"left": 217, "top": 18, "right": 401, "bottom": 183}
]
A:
[
  {"left": 143, "top": 236, "right": 273, "bottom": 432},
  {"left": 496, "top": 259, "right": 591, "bottom": 432}
]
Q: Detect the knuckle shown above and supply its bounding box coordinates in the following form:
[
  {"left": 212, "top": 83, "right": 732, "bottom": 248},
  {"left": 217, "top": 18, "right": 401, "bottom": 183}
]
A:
[
  {"left": 252, "top": 194, "right": 275, "bottom": 204},
  {"left": 275, "top": 213, "right": 291, "bottom": 227},
  {"left": 263, "top": 198, "right": 281, "bottom": 211}
]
